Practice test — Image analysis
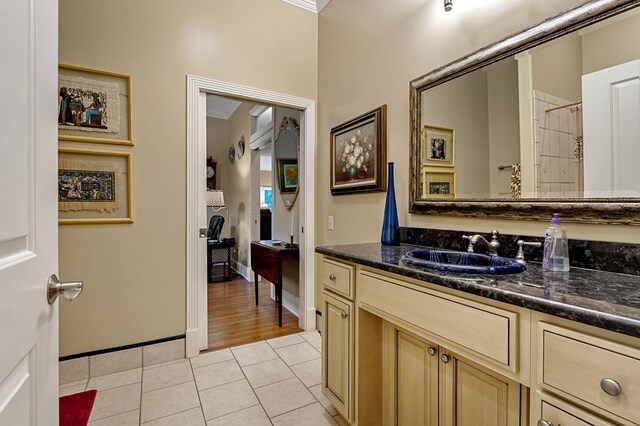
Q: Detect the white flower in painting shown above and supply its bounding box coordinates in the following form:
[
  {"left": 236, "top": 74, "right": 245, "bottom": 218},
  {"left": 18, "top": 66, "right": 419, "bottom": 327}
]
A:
[
  {"left": 349, "top": 156, "right": 357, "bottom": 166},
  {"left": 356, "top": 159, "right": 361, "bottom": 168},
  {"left": 350, "top": 135, "right": 357, "bottom": 144},
  {"left": 344, "top": 143, "right": 352, "bottom": 154},
  {"left": 354, "top": 145, "right": 363, "bottom": 157},
  {"left": 365, "top": 152, "right": 370, "bottom": 159},
  {"left": 342, "top": 167, "right": 346, "bottom": 173}
]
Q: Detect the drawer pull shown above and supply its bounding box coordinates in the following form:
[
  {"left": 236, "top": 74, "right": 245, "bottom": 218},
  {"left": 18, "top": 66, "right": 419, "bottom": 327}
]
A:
[
  {"left": 329, "top": 274, "right": 336, "bottom": 281},
  {"left": 537, "top": 421, "right": 553, "bottom": 426},
  {"left": 441, "top": 354, "right": 450, "bottom": 363},
  {"left": 341, "top": 311, "right": 348, "bottom": 319},
  {"left": 427, "top": 347, "right": 437, "bottom": 357},
  {"left": 600, "top": 378, "right": 622, "bottom": 396}
]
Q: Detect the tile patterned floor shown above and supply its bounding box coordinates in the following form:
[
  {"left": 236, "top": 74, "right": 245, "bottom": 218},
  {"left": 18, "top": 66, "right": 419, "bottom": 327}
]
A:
[{"left": 59, "top": 331, "right": 346, "bottom": 425}]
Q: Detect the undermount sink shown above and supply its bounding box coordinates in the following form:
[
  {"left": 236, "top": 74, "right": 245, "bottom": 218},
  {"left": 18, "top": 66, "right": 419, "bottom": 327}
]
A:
[{"left": 401, "top": 249, "right": 526, "bottom": 275}]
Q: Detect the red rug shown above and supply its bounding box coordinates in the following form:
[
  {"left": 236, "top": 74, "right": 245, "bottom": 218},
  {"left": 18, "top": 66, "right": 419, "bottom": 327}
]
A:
[{"left": 59, "top": 390, "right": 97, "bottom": 426}]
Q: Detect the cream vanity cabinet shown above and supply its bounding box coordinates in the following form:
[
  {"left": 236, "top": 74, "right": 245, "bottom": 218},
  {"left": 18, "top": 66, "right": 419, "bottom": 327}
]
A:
[
  {"left": 393, "top": 328, "right": 521, "bottom": 426},
  {"left": 320, "top": 258, "right": 355, "bottom": 422}
]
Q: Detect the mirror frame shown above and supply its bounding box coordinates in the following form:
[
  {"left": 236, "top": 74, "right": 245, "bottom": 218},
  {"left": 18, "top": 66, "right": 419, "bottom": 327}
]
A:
[
  {"left": 409, "top": 0, "right": 640, "bottom": 225},
  {"left": 275, "top": 116, "right": 300, "bottom": 211}
]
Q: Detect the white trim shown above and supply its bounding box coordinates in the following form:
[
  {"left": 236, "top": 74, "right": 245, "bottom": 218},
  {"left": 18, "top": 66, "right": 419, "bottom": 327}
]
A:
[
  {"left": 232, "top": 261, "right": 252, "bottom": 282},
  {"left": 281, "top": 0, "right": 330, "bottom": 13},
  {"left": 186, "top": 75, "right": 316, "bottom": 356}
]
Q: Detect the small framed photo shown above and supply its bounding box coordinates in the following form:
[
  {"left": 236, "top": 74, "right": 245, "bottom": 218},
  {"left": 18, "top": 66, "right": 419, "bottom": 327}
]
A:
[
  {"left": 422, "top": 125, "right": 454, "bottom": 167},
  {"left": 58, "top": 148, "right": 133, "bottom": 224},
  {"left": 277, "top": 158, "right": 298, "bottom": 193},
  {"left": 58, "top": 63, "right": 134, "bottom": 146},
  {"left": 423, "top": 170, "right": 456, "bottom": 199},
  {"left": 330, "top": 105, "right": 387, "bottom": 195}
]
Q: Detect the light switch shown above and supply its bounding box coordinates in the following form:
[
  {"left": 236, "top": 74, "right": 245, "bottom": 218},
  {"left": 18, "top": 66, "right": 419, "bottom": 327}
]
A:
[{"left": 328, "top": 215, "right": 334, "bottom": 230}]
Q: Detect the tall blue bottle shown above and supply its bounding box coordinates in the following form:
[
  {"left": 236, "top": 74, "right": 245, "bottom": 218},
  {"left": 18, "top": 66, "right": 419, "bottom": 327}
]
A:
[{"left": 381, "top": 162, "right": 400, "bottom": 246}]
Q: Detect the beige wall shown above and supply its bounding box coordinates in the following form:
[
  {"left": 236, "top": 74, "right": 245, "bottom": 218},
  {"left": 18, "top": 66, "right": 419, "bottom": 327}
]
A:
[
  {"left": 424, "top": 71, "right": 490, "bottom": 197},
  {"left": 317, "top": 0, "right": 640, "bottom": 245},
  {"left": 531, "top": 34, "right": 583, "bottom": 102},
  {"left": 58, "top": 0, "right": 317, "bottom": 356},
  {"left": 582, "top": 12, "right": 640, "bottom": 75}
]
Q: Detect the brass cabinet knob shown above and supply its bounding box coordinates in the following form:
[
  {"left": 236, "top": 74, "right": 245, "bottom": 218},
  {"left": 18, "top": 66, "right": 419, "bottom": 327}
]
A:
[{"left": 600, "top": 378, "right": 622, "bottom": 396}]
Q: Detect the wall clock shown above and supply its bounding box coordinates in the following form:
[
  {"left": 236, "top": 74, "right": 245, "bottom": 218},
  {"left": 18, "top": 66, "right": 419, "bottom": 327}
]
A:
[
  {"left": 237, "top": 135, "right": 245, "bottom": 160},
  {"left": 206, "top": 156, "right": 216, "bottom": 189}
]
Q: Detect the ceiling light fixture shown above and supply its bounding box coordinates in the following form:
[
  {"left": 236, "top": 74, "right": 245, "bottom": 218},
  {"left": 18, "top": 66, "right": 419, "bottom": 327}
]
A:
[{"left": 444, "top": 0, "right": 453, "bottom": 12}]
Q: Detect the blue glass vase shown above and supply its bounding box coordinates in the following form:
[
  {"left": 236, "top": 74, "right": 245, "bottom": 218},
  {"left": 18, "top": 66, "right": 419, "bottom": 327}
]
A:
[{"left": 381, "top": 162, "right": 400, "bottom": 246}]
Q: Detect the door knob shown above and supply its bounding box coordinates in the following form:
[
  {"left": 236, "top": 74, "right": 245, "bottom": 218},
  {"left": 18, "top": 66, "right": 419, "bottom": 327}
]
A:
[{"left": 47, "top": 274, "right": 83, "bottom": 305}]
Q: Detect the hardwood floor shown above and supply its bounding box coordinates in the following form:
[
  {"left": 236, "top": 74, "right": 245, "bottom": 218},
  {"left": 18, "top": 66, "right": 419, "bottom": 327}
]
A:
[{"left": 207, "top": 269, "right": 302, "bottom": 351}]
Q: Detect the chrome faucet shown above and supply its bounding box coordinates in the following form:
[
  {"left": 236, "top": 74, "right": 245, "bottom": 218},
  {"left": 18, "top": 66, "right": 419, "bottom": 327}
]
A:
[{"left": 462, "top": 230, "right": 500, "bottom": 256}]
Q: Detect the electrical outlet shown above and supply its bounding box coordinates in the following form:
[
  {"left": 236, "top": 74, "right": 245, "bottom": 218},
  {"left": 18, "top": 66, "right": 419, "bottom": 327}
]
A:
[{"left": 328, "top": 215, "right": 334, "bottom": 230}]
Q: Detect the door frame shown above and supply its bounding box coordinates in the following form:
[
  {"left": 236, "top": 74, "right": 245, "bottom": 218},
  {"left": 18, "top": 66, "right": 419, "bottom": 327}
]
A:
[{"left": 185, "top": 75, "right": 316, "bottom": 356}]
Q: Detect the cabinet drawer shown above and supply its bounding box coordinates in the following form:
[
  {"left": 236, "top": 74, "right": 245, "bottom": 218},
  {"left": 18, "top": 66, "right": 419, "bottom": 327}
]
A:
[
  {"left": 358, "top": 271, "right": 517, "bottom": 370},
  {"left": 541, "top": 323, "right": 640, "bottom": 424},
  {"left": 321, "top": 258, "right": 354, "bottom": 300},
  {"left": 538, "top": 392, "right": 612, "bottom": 426}
]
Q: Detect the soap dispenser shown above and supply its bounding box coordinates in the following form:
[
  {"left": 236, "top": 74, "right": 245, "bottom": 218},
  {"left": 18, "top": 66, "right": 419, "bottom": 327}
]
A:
[{"left": 543, "top": 213, "right": 570, "bottom": 272}]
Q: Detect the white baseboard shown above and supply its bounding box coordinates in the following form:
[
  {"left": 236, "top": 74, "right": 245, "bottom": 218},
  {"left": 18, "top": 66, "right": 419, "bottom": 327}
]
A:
[
  {"left": 270, "top": 285, "right": 300, "bottom": 318},
  {"left": 232, "top": 261, "right": 253, "bottom": 281},
  {"left": 185, "top": 328, "right": 200, "bottom": 358}
]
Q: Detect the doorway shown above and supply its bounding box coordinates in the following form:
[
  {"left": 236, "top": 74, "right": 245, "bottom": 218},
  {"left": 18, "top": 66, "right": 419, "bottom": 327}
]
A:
[{"left": 185, "top": 76, "right": 316, "bottom": 357}]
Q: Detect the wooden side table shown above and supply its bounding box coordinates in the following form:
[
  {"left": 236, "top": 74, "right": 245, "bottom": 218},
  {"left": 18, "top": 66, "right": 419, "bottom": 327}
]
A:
[{"left": 250, "top": 240, "right": 299, "bottom": 327}]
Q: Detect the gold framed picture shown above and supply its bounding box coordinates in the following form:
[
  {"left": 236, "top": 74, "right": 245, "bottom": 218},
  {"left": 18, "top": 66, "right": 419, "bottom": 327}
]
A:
[
  {"left": 58, "top": 148, "right": 133, "bottom": 224},
  {"left": 330, "top": 105, "right": 387, "bottom": 195},
  {"left": 423, "top": 170, "right": 456, "bottom": 199},
  {"left": 422, "top": 125, "right": 454, "bottom": 167},
  {"left": 58, "top": 63, "right": 134, "bottom": 146}
]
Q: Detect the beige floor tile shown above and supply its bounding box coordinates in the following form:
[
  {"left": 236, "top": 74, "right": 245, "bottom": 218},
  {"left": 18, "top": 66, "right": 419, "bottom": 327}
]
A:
[
  {"left": 88, "top": 409, "right": 140, "bottom": 426},
  {"left": 300, "top": 330, "right": 322, "bottom": 348},
  {"left": 140, "top": 381, "right": 200, "bottom": 423},
  {"left": 90, "top": 348, "right": 142, "bottom": 377},
  {"left": 60, "top": 379, "right": 88, "bottom": 389},
  {"left": 309, "top": 385, "right": 338, "bottom": 416},
  {"left": 190, "top": 348, "right": 233, "bottom": 370},
  {"left": 290, "top": 358, "right": 321, "bottom": 387},
  {"left": 254, "top": 377, "right": 315, "bottom": 418},
  {"left": 144, "top": 358, "right": 186, "bottom": 371},
  {"left": 242, "top": 358, "right": 295, "bottom": 389},
  {"left": 206, "top": 405, "right": 271, "bottom": 426},
  {"left": 266, "top": 333, "right": 305, "bottom": 349},
  {"left": 199, "top": 379, "right": 259, "bottom": 420},
  {"left": 275, "top": 342, "right": 320, "bottom": 366},
  {"left": 59, "top": 384, "right": 87, "bottom": 397},
  {"left": 87, "top": 368, "right": 142, "bottom": 392},
  {"left": 271, "top": 402, "right": 338, "bottom": 425},
  {"left": 142, "top": 359, "right": 193, "bottom": 393},
  {"left": 143, "top": 339, "right": 185, "bottom": 367},
  {"left": 89, "top": 383, "right": 141, "bottom": 422},
  {"left": 231, "top": 342, "right": 279, "bottom": 367},
  {"left": 142, "top": 407, "right": 205, "bottom": 425},
  {"left": 193, "top": 359, "right": 243, "bottom": 391},
  {"left": 59, "top": 357, "right": 89, "bottom": 384}
]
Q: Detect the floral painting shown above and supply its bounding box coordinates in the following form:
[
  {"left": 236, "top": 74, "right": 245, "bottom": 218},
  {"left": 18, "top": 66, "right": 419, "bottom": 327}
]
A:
[{"left": 330, "top": 105, "right": 387, "bottom": 195}]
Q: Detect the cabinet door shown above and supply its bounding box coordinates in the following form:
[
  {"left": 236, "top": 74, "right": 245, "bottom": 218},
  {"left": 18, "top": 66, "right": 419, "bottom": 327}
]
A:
[
  {"left": 396, "top": 331, "right": 439, "bottom": 426},
  {"left": 441, "top": 352, "right": 520, "bottom": 426},
  {"left": 322, "top": 291, "right": 353, "bottom": 420}
]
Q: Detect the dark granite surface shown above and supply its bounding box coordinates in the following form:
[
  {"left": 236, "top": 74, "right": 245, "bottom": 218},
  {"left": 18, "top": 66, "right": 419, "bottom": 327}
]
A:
[
  {"left": 402, "top": 227, "right": 640, "bottom": 276},
  {"left": 316, "top": 243, "right": 640, "bottom": 339}
]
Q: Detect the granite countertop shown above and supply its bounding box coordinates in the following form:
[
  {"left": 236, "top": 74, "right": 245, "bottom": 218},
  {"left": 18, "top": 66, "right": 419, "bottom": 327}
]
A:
[{"left": 316, "top": 243, "right": 640, "bottom": 339}]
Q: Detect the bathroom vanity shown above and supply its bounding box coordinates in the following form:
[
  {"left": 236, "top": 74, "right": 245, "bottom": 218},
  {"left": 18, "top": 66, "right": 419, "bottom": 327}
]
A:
[{"left": 316, "top": 243, "right": 640, "bottom": 426}]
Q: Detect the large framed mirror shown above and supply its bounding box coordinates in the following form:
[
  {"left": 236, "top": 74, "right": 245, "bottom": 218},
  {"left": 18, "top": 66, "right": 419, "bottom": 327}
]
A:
[
  {"left": 410, "top": 0, "right": 640, "bottom": 224},
  {"left": 275, "top": 116, "right": 300, "bottom": 211}
]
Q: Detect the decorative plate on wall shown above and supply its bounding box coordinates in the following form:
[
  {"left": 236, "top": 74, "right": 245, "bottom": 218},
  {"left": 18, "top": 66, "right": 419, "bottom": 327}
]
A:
[
  {"left": 228, "top": 146, "right": 235, "bottom": 164},
  {"left": 237, "top": 135, "right": 245, "bottom": 160}
]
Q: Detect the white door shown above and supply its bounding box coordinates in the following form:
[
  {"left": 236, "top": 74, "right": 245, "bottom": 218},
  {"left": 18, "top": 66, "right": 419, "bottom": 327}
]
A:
[
  {"left": 583, "top": 59, "right": 640, "bottom": 197},
  {"left": 0, "top": 0, "right": 60, "bottom": 424}
]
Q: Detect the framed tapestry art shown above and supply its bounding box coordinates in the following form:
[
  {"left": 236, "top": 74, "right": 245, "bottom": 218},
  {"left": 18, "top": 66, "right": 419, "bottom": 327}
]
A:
[
  {"left": 330, "top": 105, "right": 387, "bottom": 195},
  {"left": 422, "top": 125, "right": 454, "bottom": 167},
  {"left": 277, "top": 159, "right": 298, "bottom": 193},
  {"left": 58, "top": 64, "right": 134, "bottom": 146},
  {"left": 58, "top": 148, "right": 133, "bottom": 224}
]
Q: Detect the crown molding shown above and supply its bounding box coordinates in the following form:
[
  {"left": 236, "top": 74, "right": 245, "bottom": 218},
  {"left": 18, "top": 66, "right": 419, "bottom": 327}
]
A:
[{"left": 282, "top": 0, "right": 330, "bottom": 13}]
